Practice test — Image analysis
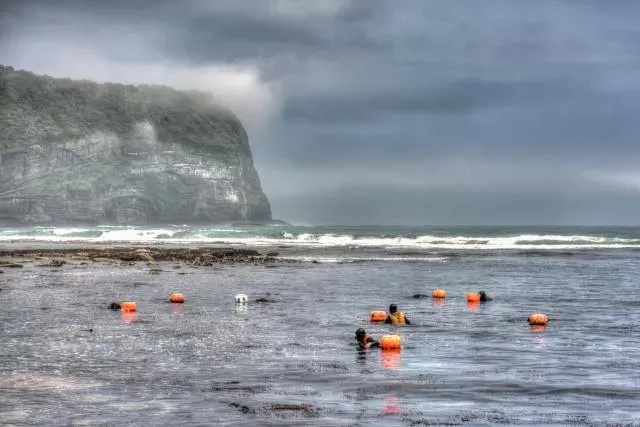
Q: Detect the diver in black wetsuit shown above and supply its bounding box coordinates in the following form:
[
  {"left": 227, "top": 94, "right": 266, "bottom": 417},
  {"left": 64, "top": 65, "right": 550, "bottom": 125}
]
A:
[
  {"left": 355, "top": 328, "right": 380, "bottom": 350},
  {"left": 478, "top": 291, "right": 493, "bottom": 302}
]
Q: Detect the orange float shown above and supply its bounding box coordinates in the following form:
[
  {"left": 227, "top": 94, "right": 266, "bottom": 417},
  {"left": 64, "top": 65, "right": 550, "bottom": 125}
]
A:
[
  {"left": 432, "top": 289, "right": 446, "bottom": 298},
  {"left": 121, "top": 301, "right": 137, "bottom": 312},
  {"left": 380, "top": 335, "right": 401, "bottom": 350},
  {"left": 466, "top": 293, "right": 480, "bottom": 302},
  {"left": 169, "top": 292, "right": 185, "bottom": 303},
  {"left": 528, "top": 313, "right": 548, "bottom": 326},
  {"left": 370, "top": 310, "right": 387, "bottom": 322}
]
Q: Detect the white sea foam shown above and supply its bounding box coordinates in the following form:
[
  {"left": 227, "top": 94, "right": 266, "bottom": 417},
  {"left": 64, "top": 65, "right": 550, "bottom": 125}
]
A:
[
  {"left": 280, "top": 256, "right": 450, "bottom": 263},
  {"left": 1, "top": 227, "right": 639, "bottom": 250}
]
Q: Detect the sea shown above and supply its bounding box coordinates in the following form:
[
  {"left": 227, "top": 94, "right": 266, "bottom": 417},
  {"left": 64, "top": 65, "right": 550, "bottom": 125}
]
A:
[{"left": 1, "top": 225, "right": 639, "bottom": 426}]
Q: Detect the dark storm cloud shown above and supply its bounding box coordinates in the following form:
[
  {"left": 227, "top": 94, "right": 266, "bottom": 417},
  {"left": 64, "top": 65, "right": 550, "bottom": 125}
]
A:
[
  {"left": 281, "top": 78, "right": 575, "bottom": 122},
  {"left": 2, "top": 0, "right": 385, "bottom": 61},
  {"left": 2, "top": 0, "right": 640, "bottom": 224}
]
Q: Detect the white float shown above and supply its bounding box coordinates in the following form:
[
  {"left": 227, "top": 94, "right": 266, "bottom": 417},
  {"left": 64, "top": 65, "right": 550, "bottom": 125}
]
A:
[{"left": 235, "top": 294, "right": 248, "bottom": 304}]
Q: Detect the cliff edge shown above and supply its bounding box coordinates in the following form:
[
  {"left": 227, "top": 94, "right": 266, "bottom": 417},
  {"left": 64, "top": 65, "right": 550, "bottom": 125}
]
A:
[{"left": 0, "top": 65, "right": 272, "bottom": 225}]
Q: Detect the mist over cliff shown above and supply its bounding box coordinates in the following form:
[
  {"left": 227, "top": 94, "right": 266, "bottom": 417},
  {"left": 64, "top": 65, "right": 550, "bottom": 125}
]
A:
[{"left": 0, "top": 65, "right": 272, "bottom": 225}]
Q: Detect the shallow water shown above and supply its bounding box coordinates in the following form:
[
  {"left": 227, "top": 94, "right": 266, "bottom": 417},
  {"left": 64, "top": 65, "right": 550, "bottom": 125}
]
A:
[{"left": 1, "top": 250, "right": 640, "bottom": 425}]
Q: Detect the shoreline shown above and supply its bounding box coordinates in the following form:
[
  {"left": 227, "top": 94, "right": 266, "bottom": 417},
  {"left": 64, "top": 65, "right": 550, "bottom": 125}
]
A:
[{"left": 0, "top": 246, "right": 291, "bottom": 269}]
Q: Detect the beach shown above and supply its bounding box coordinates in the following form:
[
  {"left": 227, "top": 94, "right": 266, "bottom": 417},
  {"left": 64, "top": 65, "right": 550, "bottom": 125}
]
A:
[{"left": 1, "top": 227, "right": 639, "bottom": 425}]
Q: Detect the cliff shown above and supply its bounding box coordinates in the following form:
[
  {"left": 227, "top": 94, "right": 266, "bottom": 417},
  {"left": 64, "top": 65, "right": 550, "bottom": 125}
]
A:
[{"left": 0, "top": 65, "right": 272, "bottom": 225}]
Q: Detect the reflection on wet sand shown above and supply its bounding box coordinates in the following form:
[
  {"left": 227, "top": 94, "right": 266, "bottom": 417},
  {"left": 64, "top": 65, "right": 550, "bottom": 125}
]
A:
[
  {"left": 382, "top": 394, "right": 400, "bottom": 415},
  {"left": 121, "top": 312, "right": 137, "bottom": 322},
  {"left": 530, "top": 324, "right": 547, "bottom": 333},
  {"left": 381, "top": 349, "right": 402, "bottom": 370}
]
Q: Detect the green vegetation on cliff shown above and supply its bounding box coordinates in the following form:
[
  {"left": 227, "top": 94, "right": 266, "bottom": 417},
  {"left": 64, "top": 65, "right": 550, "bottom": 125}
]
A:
[{"left": 0, "top": 64, "right": 248, "bottom": 154}]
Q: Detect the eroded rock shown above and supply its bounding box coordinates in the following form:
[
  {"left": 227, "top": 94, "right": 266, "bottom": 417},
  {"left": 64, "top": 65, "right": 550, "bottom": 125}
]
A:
[{"left": 0, "top": 65, "right": 272, "bottom": 225}]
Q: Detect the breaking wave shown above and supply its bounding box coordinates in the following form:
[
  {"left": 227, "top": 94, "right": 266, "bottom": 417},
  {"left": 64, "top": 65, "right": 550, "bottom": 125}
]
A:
[{"left": 1, "top": 226, "right": 640, "bottom": 250}]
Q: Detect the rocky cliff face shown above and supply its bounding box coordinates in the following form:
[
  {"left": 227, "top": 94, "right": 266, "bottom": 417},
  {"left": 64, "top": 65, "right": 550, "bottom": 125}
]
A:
[{"left": 0, "top": 65, "right": 272, "bottom": 225}]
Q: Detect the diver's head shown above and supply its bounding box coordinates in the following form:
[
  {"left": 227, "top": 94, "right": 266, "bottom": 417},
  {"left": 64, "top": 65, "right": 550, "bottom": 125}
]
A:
[
  {"left": 478, "top": 291, "right": 492, "bottom": 301},
  {"left": 355, "top": 328, "right": 366, "bottom": 340},
  {"left": 389, "top": 304, "right": 398, "bottom": 314}
]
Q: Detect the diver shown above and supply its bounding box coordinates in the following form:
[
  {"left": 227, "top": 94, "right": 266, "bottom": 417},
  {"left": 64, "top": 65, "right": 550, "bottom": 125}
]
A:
[
  {"left": 355, "top": 328, "right": 380, "bottom": 349},
  {"left": 478, "top": 291, "right": 493, "bottom": 302},
  {"left": 385, "top": 304, "right": 410, "bottom": 325}
]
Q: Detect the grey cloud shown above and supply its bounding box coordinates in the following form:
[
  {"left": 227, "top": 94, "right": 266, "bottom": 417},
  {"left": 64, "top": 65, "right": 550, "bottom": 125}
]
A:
[
  {"left": 2, "top": 0, "right": 386, "bottom": 64},
  {"left": 163, "top": 5, "right": 387, "bottom": 63},
  {"left": 3, "top": 0, "right": 640, "bottom": 224},
  {"left": 281, "top": 78, "right": 581, "bottom": 123}
]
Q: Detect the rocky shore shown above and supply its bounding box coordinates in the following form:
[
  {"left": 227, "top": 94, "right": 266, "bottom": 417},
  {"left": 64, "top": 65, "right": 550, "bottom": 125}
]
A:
[{"left": 0, "top": 247, "right": 289, "bottom": 269}]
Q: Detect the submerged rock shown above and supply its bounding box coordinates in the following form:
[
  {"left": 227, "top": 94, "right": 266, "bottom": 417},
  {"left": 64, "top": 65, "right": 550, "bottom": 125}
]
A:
[
  {"left": 0, "top": 247, "right": 300, "bottom": 267},
  {"left": 0, "top": 262, "right": 23, "bottom": 268},
  {"left": 227, "top": 401, "right": 318, "bottom": 417},
  {"left": 134, "top": 249, "right": 154, "bottom": 262},
  {"left": 269, "top": 404, "right": 316, "bottom": 414},
  {"left": 38, "top": 259, "right": 66, "bottom": 267},
  {"left": 0, "top": 65, "right": 271, "bottom": 225}
]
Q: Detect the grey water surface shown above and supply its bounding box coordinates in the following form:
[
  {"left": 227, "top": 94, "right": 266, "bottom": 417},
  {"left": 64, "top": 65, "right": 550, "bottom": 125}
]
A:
[{"left": 1, "top": 248, "right": 639, "bottom": 425}]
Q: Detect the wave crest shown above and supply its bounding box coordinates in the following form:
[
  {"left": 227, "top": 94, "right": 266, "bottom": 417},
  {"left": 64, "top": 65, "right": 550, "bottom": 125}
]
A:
[{"left": 1, "top": 227, "right": 640, "bottom": 250}]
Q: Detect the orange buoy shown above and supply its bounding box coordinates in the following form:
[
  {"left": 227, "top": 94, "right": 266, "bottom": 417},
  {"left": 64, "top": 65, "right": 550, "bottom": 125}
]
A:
[
  {"left": 370, "top": 310, "right": 387, "bottom": 322},
  {"left": 380, "top": 335, "right": 401, "bottom": 350},
  {"left": 528, "top": 313, "right": 548, "bottom": 325},
  {"left": 169, "top": 292, "right": 185, "bottom": 303},
  {"left": 432, "top": 289, "right": 446, "bottom": 298},
  {"left": 466, "top": 292, "right": 480, "bottom": 302},
  {"left": 121, "top": 301, "right": 137, "bottom": 312}
]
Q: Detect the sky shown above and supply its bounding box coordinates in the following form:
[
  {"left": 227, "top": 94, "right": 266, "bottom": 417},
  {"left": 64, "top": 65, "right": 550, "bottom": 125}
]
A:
[{"left": 2, "top": 0, "right": 640, "bottom": 225}]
